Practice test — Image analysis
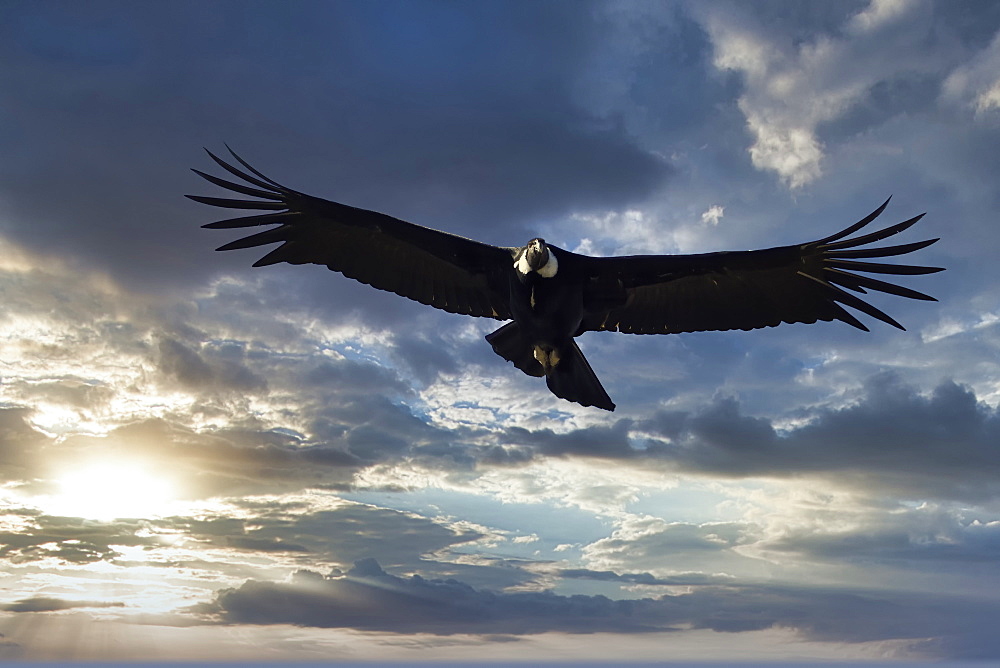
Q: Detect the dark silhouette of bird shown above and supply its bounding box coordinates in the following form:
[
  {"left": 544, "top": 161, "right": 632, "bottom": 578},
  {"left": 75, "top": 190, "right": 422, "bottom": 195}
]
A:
[{"left": 190, "top": 147, "right": 943, "bottom": 412}]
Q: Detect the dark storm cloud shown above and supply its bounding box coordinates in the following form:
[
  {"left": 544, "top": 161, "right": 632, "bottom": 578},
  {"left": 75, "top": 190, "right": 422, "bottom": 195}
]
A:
[
  {"left": 302, "top": 358, "right": 409, "bottom": 398},
  {"left": 294, "top": 386, "right": 474, "bottom": 467},
  {"left": 209, "top": 557, "right": 653, "bottom": 635},
  {"left": 485, "top": 372, "right": 1000, "bottom": 503},
  {"left": 0, "top": 0, "right": 670, "bottom": 294},
  {"left": 644, "top": 372, "right": 1000, "bottom": 500},
  {"left": 157, "top": 337, "right": 267, "bottom": 393},
  {"left": 390, "top": 334, "right": 461, "bottom": 386},
  {"left": 502, "top": 419, "right": 636, "bottom": 459},
  {"left": 206, "top": 557, "right": 1000, "bottom": 656}
]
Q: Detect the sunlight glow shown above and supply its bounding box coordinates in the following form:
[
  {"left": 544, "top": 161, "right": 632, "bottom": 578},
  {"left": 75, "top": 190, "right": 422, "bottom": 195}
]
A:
[{"left": 39, "top": 462, "right": 179, "bottom": 521}]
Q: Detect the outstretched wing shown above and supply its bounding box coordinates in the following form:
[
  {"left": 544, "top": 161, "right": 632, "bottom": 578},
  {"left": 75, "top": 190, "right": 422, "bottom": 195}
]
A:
[
  {"left": 190, "top": 148, "right": 515, "bottom": 319},
  {"left": 579, "top": 199, "right": 943, "bottom": 335}
]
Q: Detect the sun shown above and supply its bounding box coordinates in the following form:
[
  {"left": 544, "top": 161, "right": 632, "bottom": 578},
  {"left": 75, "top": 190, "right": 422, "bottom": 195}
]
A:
[{"left": 39, "top": 461, "right": 180, "bottom": 521}]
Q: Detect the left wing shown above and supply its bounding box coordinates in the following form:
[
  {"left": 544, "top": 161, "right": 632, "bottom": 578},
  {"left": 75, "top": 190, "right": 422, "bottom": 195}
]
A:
[
  {"left": 579, "top": 199, "right": 943, "bottom": 335},
  {"left": 189, "top": 148, "right": 516, "bottom": 319}
]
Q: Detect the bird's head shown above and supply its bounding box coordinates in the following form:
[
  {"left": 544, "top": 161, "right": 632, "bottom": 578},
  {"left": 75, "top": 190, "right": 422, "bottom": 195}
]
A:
[
  {"left": 524, "top": 238, "right": 549, "bottom": 271},
  {"left": 515, "top": 238, "right": 559, "bottom": 278}
]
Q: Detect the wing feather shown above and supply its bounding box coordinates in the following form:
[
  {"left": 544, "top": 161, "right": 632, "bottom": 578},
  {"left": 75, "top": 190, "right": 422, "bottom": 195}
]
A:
[
  {"left": 579, "top": 201, "right": 942, "bottom": 335},
  {"left": 825, "top": 269, "right": 936, "bottom": 301},
  {"left": 191, "top": 169, "right": 285, "bottom": 201},
  {"left": 821, "top": 213, "right": 925, "bottom": 250},
  {"left": 205, "top": 147, "right": 290, "bottom": 192},
  {"left": 188, "top": 195, "right": 287, "bottom": 210},
  {"left": 202, "top": 212, "right": 303, "bottom": 229},
  {"left": 824, "top": 258, "right": 942, "bottom": 275},
  {"left": 824, "top": 237, "right": 938, "bottom": 259},
  {"left": 812, "top": 197, "right": 891, "bottom": 245},
  {"left": 191, "top": 148, "right": 513, "bottom": 320}
]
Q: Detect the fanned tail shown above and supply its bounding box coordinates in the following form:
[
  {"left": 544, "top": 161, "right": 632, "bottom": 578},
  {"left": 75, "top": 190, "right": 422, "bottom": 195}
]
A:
[
  {"left": 486, "top": 322, "right": 544, "bottom": 377},
  {"left": 486, "top": 325, "right": 615, "bottom": 410},
  {"left": 545, "top": 341, "right": 615, "bottom": 412}
]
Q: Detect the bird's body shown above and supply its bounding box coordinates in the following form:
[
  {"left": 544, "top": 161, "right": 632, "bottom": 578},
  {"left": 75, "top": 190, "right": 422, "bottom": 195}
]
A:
[
  {"left": 498, "top": 241, "right": 614, "bottom": 408},
  {"left": 191, "top": 148, "right": 944, "bottom": 411},
  {"left": 510, "top": 243, "right": 579, "bottom": 361}
]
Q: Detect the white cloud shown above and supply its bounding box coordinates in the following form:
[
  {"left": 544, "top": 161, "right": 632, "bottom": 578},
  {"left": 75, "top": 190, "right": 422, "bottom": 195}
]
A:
[
  {"left": 745, "top": 121, "right": 825, "bottom": 189},
  {"left": 920, "top": 311, "right": 1000, "bottom": 343},
  {"left": 942, "top": 29, "right": 1000, "bottom": 114},
  {"left": 848, "top": 0, "right": 913, "bottom": 34},
  {"left": 699, "top": 0, "right": 936, "bottom": 188},
  {"left": 580, "top": 513, "right": 771, "bottom": 579},
  {"left": 700, "top": 204, "right": 725, "bottom": 226},
  {"left": 566, "top": 206, "right": 723, "bottom": 256}
]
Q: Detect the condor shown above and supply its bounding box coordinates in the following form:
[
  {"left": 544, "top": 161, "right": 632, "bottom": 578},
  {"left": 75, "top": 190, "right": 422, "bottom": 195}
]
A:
[{"left": 190, "top": 148, "right": 943, "bottom": 412}]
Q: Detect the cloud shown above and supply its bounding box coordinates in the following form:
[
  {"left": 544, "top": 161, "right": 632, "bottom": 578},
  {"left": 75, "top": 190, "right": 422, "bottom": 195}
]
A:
[
  {"left": 2, "top": 597, "right": 125, "bottom": 613},
  {"left": 766, "top": 504, "right": 1000, "bottom": 568},
  {"left": 849, "top": 0, "right": 914, "bottom": 33},
  {"left": 469, "top": 372, "right": 1000, "bottom": 506},
  {"left": 558, "top": 567, "right": 732, "bottom": 587},
  {"left": 157, "top": 338, "right": 267, "bottom": 394},
  {"left": 581, "top": 515, "right": 766, "bottom": 578},
  {"left": 0, "top": 408, "right": 46, "bottom": 482},
  {"left": 0, "top": 1, "right": 671, "bottom": 292},
  {"left": 0, "top": 233, "right": 483, "bottom": 498},
  {"left": 209, "top": 557, "right": 658, "bottom": 635},
  {"left": 700, "top": 205, "right": 725, "bottom": 226},
  {"left": 942, "top": 28, "right": 1000, "bottom": 114},
  {"left": 2, "top": 217, "right": 987, "bottom": 511},
  {"left": 502, "top": 420, "right": 636, "bottom": 460},
  {"left": 697, "top": 0, "right": 946, "bottom": 187},
  {"left": 0, "top": 407, "right": 363, "bottom": 504},
  {"left": 646, "top": 373, "right": 1000, "bottom": 501},
  {"left": 0, "top": 514, "right": 154, "bottom": 565},
  {"left": 206, "top": 556, "right": 1000, "bottom": 656}
]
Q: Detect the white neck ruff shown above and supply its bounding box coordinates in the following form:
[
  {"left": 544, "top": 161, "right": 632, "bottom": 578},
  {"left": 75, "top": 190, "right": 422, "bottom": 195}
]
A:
[
  {"left": 515, "top": 248, "right": 559, "bottom": 277},
  {"left": 537, "top": 249, "right": 558, "bottom": 277}
]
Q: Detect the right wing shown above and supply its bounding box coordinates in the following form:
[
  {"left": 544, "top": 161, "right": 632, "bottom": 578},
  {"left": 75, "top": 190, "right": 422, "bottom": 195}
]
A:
[{"left": 577, "top": 199, "right": 943, "bottom": 334}]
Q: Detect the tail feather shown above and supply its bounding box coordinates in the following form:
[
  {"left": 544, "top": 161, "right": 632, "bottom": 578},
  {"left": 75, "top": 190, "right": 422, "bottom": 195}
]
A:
[
  {"left": 545, "top": 341, "right": 615, "bottom": 411},
  {"left": 486, "top": 322, "right": 544, "bottom": 377},
  {"left": 486, "top": 324, "right": 616, "bottom": 411}
]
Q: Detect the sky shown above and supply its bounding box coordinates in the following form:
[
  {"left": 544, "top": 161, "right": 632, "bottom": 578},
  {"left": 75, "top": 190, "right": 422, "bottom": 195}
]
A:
[{"left": 1, "top": 0, "right": 1000, "bottom": 663}]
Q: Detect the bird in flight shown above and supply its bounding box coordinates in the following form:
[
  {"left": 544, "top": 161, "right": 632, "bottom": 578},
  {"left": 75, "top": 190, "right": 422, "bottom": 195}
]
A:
[{"left": 191, "top": 148, "right": 943, "bottom": 412}]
